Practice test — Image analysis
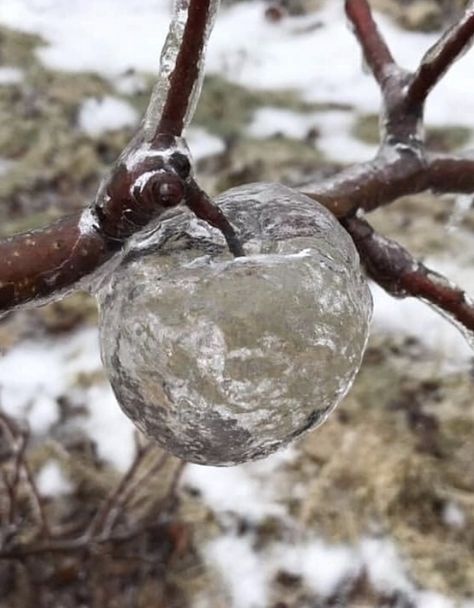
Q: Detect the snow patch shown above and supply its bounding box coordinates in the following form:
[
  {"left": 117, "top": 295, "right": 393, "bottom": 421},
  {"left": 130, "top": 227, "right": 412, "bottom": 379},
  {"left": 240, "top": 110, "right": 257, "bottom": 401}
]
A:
[
  {"left": 416, "top": 592, "right": 456, "bottom": 608},
  {"left": 205, "top": 534, "right": 269, "bottom": 608},
  {"left": 278, "top": 540, "right": 360, "bottom": 598},
  {"left": 37, "top": 460, "right": 72, "bottom": 496},
  {"left": 360, "top": 537, "right": 414, "bottom": 596},
  {"left": 78, "top": 96, "right": 138, "bottom": 137},
  {"left": 27, "top": 393, "right": 59, "bottom": 435},
  {"left": 2, "top": 1, "right": 474, "bottom": 126},
  {"left": 0, "top": 327, "right": 136, "bottom": 470},
  {"left": 113, "top": 71, "right": 148, "bottom": 96},
  {"left": 80, "top": 383, "right": 136, "bottom": 473},
  {"left": 0, "top": 66, "right": 23, "bottom": 85},
  {"left": 248, "top": 107, "right": 377, "bottom": 163},
  {"left": 184, "top": 461, "right": 285, "bottom": 523},
  {"left": 0, "top": 158, "right": 15, "bottom": 177},
  {"left": 442, "top": 501, "right": 466, "bottom": 529},
  {"left": 187, "top": 127, "right": 225, "bottom": 161}
]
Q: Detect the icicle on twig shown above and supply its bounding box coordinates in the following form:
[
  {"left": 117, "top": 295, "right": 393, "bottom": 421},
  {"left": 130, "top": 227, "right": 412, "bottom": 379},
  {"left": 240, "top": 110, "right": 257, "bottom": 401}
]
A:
[{"left": 144, "top": 0, "right": 221, "bottom": 140}]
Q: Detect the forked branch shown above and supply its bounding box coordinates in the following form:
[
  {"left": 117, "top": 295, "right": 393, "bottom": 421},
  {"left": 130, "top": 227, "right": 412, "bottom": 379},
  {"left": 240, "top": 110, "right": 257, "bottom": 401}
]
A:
[
  {"left": 0, "top": 410, "right": 185, "bottom": 560},
  {"left": 0, "top": 0, "right": 473, "bottom": 343},
  {"left": 406, "top": 3, "right": 474, "bottom": 108}
]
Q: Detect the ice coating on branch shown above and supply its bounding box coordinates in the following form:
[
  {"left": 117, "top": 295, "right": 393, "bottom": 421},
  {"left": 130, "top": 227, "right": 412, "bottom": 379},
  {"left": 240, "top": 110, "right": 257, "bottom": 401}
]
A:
[
  {"left": 417, "top": 3, "right": 474, "bottom": 86},
  {"left": 97, "top": 184, "right": 373, "bottom": 466},
  {"left": 426, "top": 292, "right": 474, "bottom": 353},
  {"left": 143, "top": 0, "right": 220, "bottom": 139}
]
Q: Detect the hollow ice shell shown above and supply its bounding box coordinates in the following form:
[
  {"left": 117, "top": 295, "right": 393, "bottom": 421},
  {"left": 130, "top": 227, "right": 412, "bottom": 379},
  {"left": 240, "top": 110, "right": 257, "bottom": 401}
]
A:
[{"left": 98, "top": 183, "right": 372, "bottom": 466}]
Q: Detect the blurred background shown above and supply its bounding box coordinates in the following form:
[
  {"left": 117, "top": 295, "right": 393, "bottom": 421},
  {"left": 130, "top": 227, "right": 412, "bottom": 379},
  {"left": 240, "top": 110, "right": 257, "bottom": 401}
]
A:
[{"left": 0, "top": 0, "right": 473, "bottom": 606}]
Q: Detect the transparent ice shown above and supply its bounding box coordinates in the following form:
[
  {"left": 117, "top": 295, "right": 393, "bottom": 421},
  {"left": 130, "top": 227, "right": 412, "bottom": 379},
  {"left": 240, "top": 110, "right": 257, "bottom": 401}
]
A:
[
  {"left": 143, "top": 0, "right": 221, "bottom": 140},
  {"left": 97, "top": 184, "right": 373, "bottom": 466}
]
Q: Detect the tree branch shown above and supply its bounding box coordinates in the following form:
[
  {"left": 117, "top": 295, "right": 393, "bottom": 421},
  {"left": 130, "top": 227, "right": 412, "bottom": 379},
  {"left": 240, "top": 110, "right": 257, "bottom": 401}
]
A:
[
  {"left": 427, "top": 152, "right": 474, "bottom": 194},
  {"left": 185, "top": 180, "right": 245, "bottom": 256},
  {"left": 345, "top": 0, "right": 398, "bottom": 89},
  {"left": 157, "top": 0, "right": 216, "bottom": 137},
  {"left": 406, "top": 3, "right": 474, "bottom": 109},
  {"left": 302, "top": 152, "right": 427, "bottom": 217},
  {"left": 342, "top": 216, "right": 474, "bottom": 334},
  {"left": 0, "top": 0, "right": 473, "bottom": 343},
  {"left": 0, "top": 212, "right": 114, "bottom": 315},
  {"left": 302, "top": 150, "right": 474, "bottom": 217}
]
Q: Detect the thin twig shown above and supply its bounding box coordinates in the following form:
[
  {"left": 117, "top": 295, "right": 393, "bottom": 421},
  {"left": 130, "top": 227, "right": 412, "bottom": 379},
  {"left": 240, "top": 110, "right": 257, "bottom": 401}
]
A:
[
  {"left": 0, "top": 521, "right": 159, "bottom": 560},
  {"left": 0, "top": 415, "right": 27, "bottom": 527},
  {"left": 342, "top": 216, "right": 474, "bottom": 333},
  {"left": 131, "top": 459, "right": 185, "bottom": 518},
  {"left": 22, "top": 460, "right": 51, "bottom": 537},
  {"left": 0, "top": 412, "right": 51, "bottom": 537},
  {"left": 99, "top": 452, "right": 169, "bottom": 537},
  {"left": 345, "top": 0, "right": 398, "bottom": 88},
  {"left": 185, "top": 180, "right": 245, "bottom": 256},
  {"left": 406, "top": 3, "right": 474, "bottom": 108},
  {"left": 88, "top": 443, "right": 152, "bottom": 537},
  {"left": 157, "top": 0, "right": 215, "bottom": 137}
]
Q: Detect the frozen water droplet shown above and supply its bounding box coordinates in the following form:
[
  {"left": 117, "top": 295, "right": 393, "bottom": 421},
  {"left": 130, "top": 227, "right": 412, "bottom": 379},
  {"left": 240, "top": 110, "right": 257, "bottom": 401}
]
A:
[{"left": 97, "top": 183, "right": 373, "bottom": 466}]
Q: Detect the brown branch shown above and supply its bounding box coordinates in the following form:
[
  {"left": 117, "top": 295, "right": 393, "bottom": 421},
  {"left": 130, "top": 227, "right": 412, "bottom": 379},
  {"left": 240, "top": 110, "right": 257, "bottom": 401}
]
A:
[
  {"left": 427, "top": 152, "right": 474, "bottom": 194},
  {"left": 303, "top": 151, "right": 474, "bottom": 217},
  {"left": 96, "top": 452, "right": 168, "bottom": 538},
  {"left": 0, "top": 212, "right": 113, "bottom": 316},
  {"left": 0, "top": 412, "right": 51, "bottom": 538},
  {"left": 342, "top": 216, "right": 474, "bottom": 333},
  {"left": 0, "top": 521, "right": 157, "bottom": 560},
  {"left": 157, "top": 0, "right": 214, "bottom": 137},
  {"left": 185, "top": 180, "right": 245, "bottom": 256},
  {"left": 406, "top": 4, "right": 474, "bottom": 109},
  {"left": 0, "top": 0, "right": 473, "bottom": 340},
  {"left": 88, "top": 443, "right": 152, "bottom": 538},
  {"left": 0, "top": 409, "right": 186, "bottom": 564},
  {"left": 0, "top": 414, "right": 28, "bottom": 527},
  {"left": 345, "top": 0, "right": 398, "bottom": 88},
  {"left": 302, "top": 152, "right": 427, "bottom": 217},
  {"left": 22, "top": 459, "right": 50, "bottom": 537},
  {"left": 129, "top": 459, "right": 184, "bottom": 517}
]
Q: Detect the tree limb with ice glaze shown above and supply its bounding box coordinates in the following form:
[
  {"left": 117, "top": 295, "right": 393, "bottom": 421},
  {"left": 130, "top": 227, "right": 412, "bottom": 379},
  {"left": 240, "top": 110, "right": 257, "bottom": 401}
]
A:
[{"left": 0, "top": 0, "right": 473, "bottom": 343}]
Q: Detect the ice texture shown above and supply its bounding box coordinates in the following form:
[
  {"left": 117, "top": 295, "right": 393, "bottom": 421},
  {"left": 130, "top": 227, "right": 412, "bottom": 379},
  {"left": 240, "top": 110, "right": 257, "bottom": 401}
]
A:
[
  {"left": 143, "top": 0, "right": 220, "bottom": 140},
  {"left": 97, "top": 183, "right": 373, "bottom": 466}
]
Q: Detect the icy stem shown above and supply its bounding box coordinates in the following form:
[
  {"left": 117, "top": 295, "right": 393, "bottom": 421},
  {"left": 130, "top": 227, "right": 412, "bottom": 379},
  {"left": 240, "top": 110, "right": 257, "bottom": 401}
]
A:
[{"left": 143, "top": 0, "right": 221, "bottom": 139}]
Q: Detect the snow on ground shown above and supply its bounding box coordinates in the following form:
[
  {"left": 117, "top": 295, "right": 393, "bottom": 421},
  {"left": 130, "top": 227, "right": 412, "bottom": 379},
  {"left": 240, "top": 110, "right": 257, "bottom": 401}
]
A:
[
  {"left": 37, "top": 460, "right": 73, "bottom": 496},
  {"left": 1, "top": 1, "right": 474, "bottom": 127},
  {"left": 199, "top": 484, "right": 474, "bottom": 608},
  {"left": 248, "top": 106, "right": 378, "bottom": 163},
  {"left": 78, "top": 96, "right": 139, "bottom": 137},
  {"left": 442, "top": 501, "right": 467, "bottom": 530},
  {"left": 0, "top": 66, "right": 23, "bottom": 84},
  {"left": 184, "top": 447, "right": 294, "bottom": 524},
  {"left": 205, "top": 535, "right": 269, "bottom": 608},
  {"left": 0, "top": 158, "right": 15, "bottom": 177},
  {"left": 187, "top": 127, "right": 226, "bottom": 162},
  {"left": 0, "top": 326, "right": 136, "bottom": 471}
]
